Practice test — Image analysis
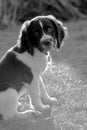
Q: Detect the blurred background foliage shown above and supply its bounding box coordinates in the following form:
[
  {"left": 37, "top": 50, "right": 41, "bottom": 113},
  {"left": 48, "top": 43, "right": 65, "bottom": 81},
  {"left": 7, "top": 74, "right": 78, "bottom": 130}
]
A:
[{"left": 0, "top": 0, "right": 87, "bottom": 26}]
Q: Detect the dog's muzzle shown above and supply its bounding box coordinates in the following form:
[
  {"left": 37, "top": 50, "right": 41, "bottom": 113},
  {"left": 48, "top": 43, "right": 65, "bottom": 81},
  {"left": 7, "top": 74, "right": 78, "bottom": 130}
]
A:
[
  {"left": 40, "top": 38, "right": 57, "bottom": 53},
  {"left": 42, "top": 39, "right": 51, "bottom": 46}
]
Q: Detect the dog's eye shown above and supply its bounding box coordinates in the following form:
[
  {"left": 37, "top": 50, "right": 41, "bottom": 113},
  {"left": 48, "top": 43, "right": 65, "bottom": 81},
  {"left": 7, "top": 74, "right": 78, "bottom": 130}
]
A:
[
  {"left": 48, "top": 27, "right": 53, "bottom": 33},
  {"left": 34, "top": 31, "right": 39, "bottom": 37}
]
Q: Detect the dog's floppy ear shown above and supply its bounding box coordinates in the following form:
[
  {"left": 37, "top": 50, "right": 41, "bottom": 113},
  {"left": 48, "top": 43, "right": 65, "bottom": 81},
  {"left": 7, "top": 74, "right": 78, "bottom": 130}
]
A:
[
  {"left": 17, "top": 20, "right": 34, "bottom": 55},
  {"left": 47, "top": 15, "right": 68, "bottom": 49}
]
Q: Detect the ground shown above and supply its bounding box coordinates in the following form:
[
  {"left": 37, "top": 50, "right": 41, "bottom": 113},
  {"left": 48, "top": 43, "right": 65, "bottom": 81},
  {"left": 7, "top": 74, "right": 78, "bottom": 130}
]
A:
[{"left": 0, "top": 19, "right": 87, "bottom": 130}]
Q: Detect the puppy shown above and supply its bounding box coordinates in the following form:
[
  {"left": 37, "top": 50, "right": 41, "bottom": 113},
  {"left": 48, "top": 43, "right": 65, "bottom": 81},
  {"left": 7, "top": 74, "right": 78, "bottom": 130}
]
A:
[{"left": 0, "top": 15, "right": 67, "bottom": 120}]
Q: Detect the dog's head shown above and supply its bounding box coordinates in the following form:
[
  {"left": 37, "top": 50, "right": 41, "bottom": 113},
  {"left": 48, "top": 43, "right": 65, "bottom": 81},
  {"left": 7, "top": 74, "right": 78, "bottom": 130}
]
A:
[{"left": 18, "top": 15, "right": 67, "bottom": 55}]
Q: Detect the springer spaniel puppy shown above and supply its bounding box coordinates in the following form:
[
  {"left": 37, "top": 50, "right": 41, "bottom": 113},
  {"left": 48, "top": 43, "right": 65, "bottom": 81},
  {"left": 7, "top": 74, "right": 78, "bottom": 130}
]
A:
[{"left": 0, "top": 15, "right": 67, "bottom": 120}]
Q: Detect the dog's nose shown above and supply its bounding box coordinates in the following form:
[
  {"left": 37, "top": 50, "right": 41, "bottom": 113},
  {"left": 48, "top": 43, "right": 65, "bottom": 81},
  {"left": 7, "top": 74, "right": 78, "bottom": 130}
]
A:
[{"left": 43, "top": 41, "right": 50, "bottom": 46}]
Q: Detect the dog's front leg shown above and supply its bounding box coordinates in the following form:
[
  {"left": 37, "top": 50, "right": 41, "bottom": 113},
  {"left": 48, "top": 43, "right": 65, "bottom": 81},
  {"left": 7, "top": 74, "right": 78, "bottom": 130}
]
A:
[
  {"left": 39, "top": 76, "right": 57, "bottom": 105},
  {"left": 28, "top": 79, "right": 50, "bottom": 113}
]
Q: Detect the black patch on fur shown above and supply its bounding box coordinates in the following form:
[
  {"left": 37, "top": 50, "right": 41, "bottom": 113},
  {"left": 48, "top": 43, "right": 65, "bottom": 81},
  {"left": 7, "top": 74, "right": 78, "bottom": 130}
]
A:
[{"left": 0, "top": 52, "right": 33, "bottom": 92}]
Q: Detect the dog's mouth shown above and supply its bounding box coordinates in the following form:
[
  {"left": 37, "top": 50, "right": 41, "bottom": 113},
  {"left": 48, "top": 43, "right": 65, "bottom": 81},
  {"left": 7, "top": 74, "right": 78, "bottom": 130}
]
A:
[{"left": 39, "top": 39, "right": 57, "bottom": 55}]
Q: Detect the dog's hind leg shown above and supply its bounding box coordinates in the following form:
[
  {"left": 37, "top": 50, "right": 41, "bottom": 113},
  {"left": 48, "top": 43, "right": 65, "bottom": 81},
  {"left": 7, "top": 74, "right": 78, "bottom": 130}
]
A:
[{"left": 0, "top": 87, "right": 19, "bottom": 120}]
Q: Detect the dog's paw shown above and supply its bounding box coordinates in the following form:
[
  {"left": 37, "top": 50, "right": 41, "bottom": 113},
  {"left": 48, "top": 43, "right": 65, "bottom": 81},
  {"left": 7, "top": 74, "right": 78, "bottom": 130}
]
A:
[
  {"left": 41, "top": 96, "right": 57, "bottom": 106},
  {"left": 16, "top": 109, "right": 42, "bottom": 121},
  {"left": 40, "top": 104, "right": 50, "bottom": 111},
  {"left": 31, "top": 110, "right": 42, "bottom": 120},
  {"left": 47, "top": 97, "right": 58, "bottom": 105},
  {"left": 51, "top": 97, "right": 57, "bottom": 103}
]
